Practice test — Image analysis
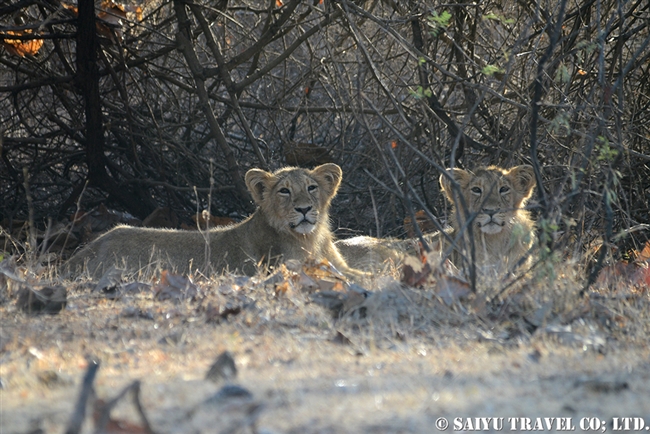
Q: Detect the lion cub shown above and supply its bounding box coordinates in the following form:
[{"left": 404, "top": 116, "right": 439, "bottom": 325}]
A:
[
  {"left": 66, "top": 163, "right": 363, "bottom": 279},
  {"left": 337, "top": 165, "right": 537, "bottom": 273}
]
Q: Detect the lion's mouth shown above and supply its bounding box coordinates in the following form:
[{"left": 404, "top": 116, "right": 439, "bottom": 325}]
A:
[
  {"left": 289, "top": 218, "right": 316, "bottom": 233},
  {"left": 478, "top": 220, "right": 505, "bottom": 234},
  {"left": 479, "top": 221, "right": 504, "bottom": 227},
  {"left": 289, "top": 218, "right": 314, "bottom": 228}
]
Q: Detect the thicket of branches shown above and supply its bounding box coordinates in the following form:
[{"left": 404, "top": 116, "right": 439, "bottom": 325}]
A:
[{"left": 1, "top": 0, "right": 649, "bottom": 268}]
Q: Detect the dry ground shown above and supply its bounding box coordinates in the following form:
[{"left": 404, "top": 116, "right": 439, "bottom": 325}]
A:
[{"left": 2, "top": 265, "right": 650, "bottom": 434}]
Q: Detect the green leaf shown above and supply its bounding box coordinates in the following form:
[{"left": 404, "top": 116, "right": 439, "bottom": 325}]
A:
[
  {"left": 549, "top": 111, "right": 570, "bottom": 135},
  {"left": 596, "top": 136, "right": 618, "bottom": 162},
  {"left": 409, "top": 86, "right": 432, "bottom": 100},
  {"left": 481, "top": 64, "right": 503, "bottom": 76},
  {"left": 554, "top": 63, "right": 570, "bottom": 84},
  {"left": 427, "top": 10, "right": 452, "bottom": 37},
  {"left": 482, "top": 13, "right": 514, "bottom": 24}
]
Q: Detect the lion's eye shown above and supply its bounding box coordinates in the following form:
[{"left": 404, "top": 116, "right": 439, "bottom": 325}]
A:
[
  {"left": 278, "top": 188, "right": 291, "bottom": 195},
  {"left": 307, "top": 185, "right": 318, "bottom": 192},
  {"left": 500, "top": 186, "right": 510, "bottom": 194},
  {"left": 471, "top": 186, "right": 482, "bottom": 194}
]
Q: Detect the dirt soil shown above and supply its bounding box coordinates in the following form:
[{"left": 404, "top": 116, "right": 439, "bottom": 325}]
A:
[{"left": 2, "top": 268, "right": 650, "bottom": 434}]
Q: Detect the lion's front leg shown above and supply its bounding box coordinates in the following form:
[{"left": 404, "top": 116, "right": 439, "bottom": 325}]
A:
[{"left": 324, "top": 242, "right": 372, "bottom": 283}]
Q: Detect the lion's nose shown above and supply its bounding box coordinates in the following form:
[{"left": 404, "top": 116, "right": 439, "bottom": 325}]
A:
[
  {"left": 482, "top": 208, "right": 498, "bottom": 217},
  {"left": 295, "top": 206, "right": 312, "bottom": 216}
]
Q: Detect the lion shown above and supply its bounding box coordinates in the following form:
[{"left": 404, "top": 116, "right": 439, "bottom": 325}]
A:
[
  {"left": 66, "top": 163, "right": 365, "bottom": 280},
  {"left": 336, "top": 165, "right": 537, "bottom": 273}
]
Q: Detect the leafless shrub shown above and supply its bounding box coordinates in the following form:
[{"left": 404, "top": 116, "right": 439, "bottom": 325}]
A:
[{"left": 1, "top": 0, "right": 649, "bottom": 274}]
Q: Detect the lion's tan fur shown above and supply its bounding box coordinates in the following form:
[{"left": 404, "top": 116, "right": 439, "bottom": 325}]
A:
[
  {"left": 337, "top": 165, "right": 537, "bottom": 273},
  {"left": 66, "top": 164, "right": 362, "bottom": 279}
]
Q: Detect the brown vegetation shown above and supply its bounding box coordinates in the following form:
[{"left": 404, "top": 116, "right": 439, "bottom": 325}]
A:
[
  {"left": 1, "top": 1, "right": 650, "bottom": 431},
  {"left": 1, "top": 0, "right": 648, "bottom": 273}
]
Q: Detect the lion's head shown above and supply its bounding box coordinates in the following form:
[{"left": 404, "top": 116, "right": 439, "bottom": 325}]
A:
[
  {"left": 439, "top": 165, "right": 536, "bottom": 236},
  {"left": 245, "top": 163, "right": 342, "bottom": 237}
]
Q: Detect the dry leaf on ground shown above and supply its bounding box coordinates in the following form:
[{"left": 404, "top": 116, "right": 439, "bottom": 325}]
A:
[
  {"left": 401, "top": 254, "right": 433, "bottom": 287},
  {"left": 153, "top": 271, "right": 200, "bottom": 301},
  {"left": 17, "top": 286, "right": 67, "bottom": 314},
  {"left": 435, "top": 274, "right": 471, "bottom": 305}
]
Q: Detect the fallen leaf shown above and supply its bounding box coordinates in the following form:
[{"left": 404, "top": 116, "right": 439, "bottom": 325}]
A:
[
  {"left": 635, "top": 240, "right": 650, "bottom": 263},
  {"left": 302, "top": 258, "right": 346, "bottom": 280},
  {"left": 401, "top": 254, "right": 432, "bottom": 287},
  {"left": 1, "top": 30, "right": 44, "bottom": 57},
  {"left": 121, "top": 307, "right": 154, "bottom": 320},
  {"left": 94, "top": 266, "right": 124, "bottom": 293},
  {"left": 341, "top": 285, "right": 369, "bottom": 313},
  {"left": 17, "top": 286, "right": 67, "bottom": 314},
  {"left": 205, "top": 301, "right": 250, "bottom": 323},
  {"left": 206, "top": 351, "right": 237, "bottom": 383},
  {"left": 435, "top": 274, "right": 471, "bottom": 305},
  {"left": 596, "top": 261, "right": 650, "bottom": 291},
  {"left": 577, "top": 378, "right": 628, "bottom": 393},
  {"left": 310, "top": 284, "right": 371, "bottom": 316},
  {"left": 94, "top": 399, "right": 149, "bottom": 434},
  {"left": 331, "top": 331, "right": 353, "bottom": 345},
  {"left": 630, "top": 265, "right": 650, "bottom": 288},
  {"left": 190, "top": 384, "right": 263, "bottom": 433},
  {"left": 153, "top": 270, "right": 200, "bottom": 301},
  {"left": 299, "top": 259, "right": 348, "bottom": 293}
]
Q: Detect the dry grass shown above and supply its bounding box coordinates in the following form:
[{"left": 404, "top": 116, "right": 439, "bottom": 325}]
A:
[{"left": 2, "top": 255, "right": 650, "bottom": 433}]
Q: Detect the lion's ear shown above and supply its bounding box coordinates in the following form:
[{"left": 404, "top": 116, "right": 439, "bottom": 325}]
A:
[
  {"left": 310, "top": 163, "right": 342, "bottom": 199},
  {"left": 245, "top": 168, "right": 274, "bottom": 205},
  {"left": 439, "top": 168, "right": 471, "bottom": 204},
  {"left": 507, "top": 165, "right": 536, "bottom": 201}
]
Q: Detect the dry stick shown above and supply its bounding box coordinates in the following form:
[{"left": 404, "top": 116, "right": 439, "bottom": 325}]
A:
[
  {"left": 210, "top": 1, "right": 275, "bottom": 146},
  {"left": 385, "top": 144, "right": 431, "bottom": 254},
  {"left": 64, "top": 360, "right": 100, "bottom": 434},
  {"left": 173, "top": 0, "right": 252, "bottom": 210},
  {"left": 530, "top": 0, "right": 567, "bottom": 229},
  {"left": 410, "top": 14, "right": 488, "bottom": 290},
  {"left": 342, "top": 0, "right": 493, "bottom": 154},
  {"left": 60, "top": 180, "right": 89, "bottom": 265},
  {"left": 21, "top": 167, "right": 37, "bottom": 255},
  {"left": 358, "top": 107, "right": 431, "bottom": 253},
  {"left": 578, "top": 6, "right": 646, "bottom": 294},
  {"left": 358, "top": 94, "right": 456, "bottom": 246},
  {"left": 121, "top": 178, "right": 234, "bottom": 192},
  {"left": 204, "top": 93, "right": 399, "bottom": 115},
  {"left": 94, "top": 380, "right": 155, "bottom": 434},
  {"left": 0, "top": 0, "right": 40, "bottom": 15},
  {"left": 97, "top": 48, "right": 147, "bottom": 175},
  {"left": 131, "top": 382, "right": 155, "bottom": 434},
  {"left": 584, "top": 1, "right": 623, "bottom": 288},
  {"left": 234, "top": 10, "right": 343, "bottom": 91},
  {"left": 336, "top": 1, "right": 410, "bottom": 129},
  {"left": 224, "top": 0, "right": 303, "bottom": 70},
  {"left": 583, "top": 155, "right": 623, "bottom": 294},
  {"left": 188, "top": 2, "right": 268, "bottom": 170},
  {"left": 196, "top": 158, "right": 215, "bottom": 274},
  {"left": 77, "top": 0, "right": 154, "bottom": 219},
  {"left": 363, "top": 168, "right": 473, "bottom": 266},
  {"left": 368, "top": 186, "right": 381, "bottom": 238}
]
